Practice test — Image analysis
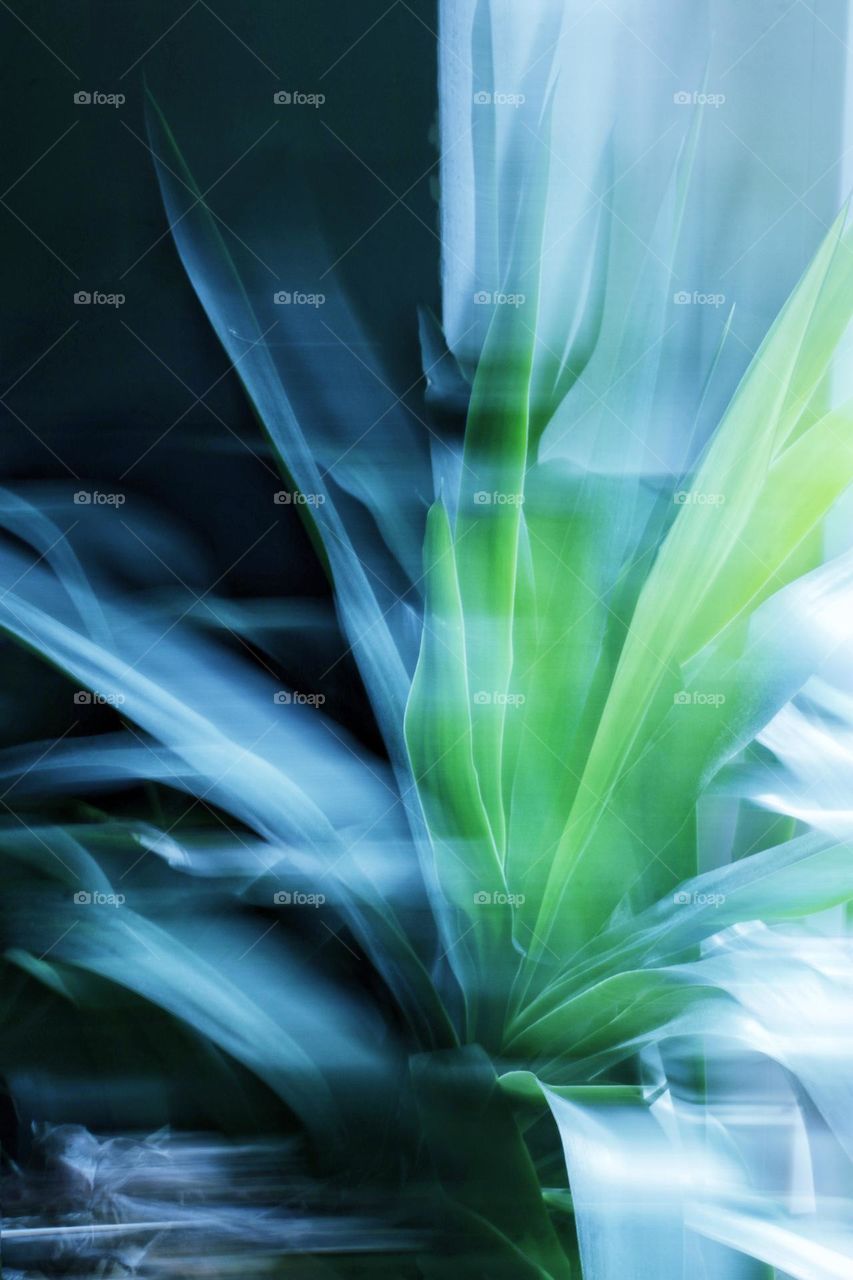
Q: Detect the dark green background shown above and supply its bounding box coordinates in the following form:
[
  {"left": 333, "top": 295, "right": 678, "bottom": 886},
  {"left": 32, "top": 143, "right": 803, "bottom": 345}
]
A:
[{"left": 2, "top": 0, "right": 439, "bottom": 592}]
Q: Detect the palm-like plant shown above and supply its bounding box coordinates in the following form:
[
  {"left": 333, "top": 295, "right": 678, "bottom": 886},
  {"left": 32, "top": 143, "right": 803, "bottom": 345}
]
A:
[{"left": 4, "top": 4, "right": 853, "bottom": 1278}]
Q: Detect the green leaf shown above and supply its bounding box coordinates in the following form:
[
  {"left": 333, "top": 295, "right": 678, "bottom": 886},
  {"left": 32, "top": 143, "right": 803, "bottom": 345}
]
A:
[
  {"left": 411, "top": 1046, "right": 573, "bottom": 1280},
  {"left": 405, "top": 502, "right": 512, "bottom": 1039},
  {"left": 525, "top": 207, "right": 853, "bottom": 964}
]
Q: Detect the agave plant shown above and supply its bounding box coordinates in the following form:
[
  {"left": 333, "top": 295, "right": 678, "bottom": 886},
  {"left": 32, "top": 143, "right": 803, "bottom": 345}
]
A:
[{"left": 4, "top": 1, "right": 853, "bottom": 1277}]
